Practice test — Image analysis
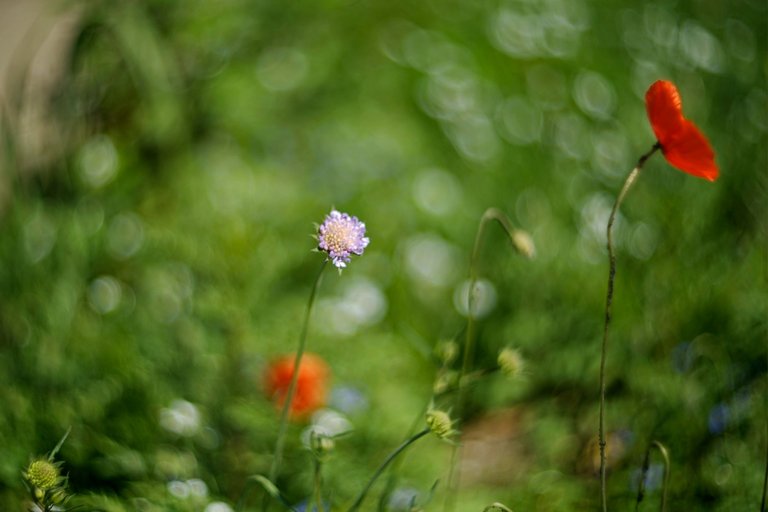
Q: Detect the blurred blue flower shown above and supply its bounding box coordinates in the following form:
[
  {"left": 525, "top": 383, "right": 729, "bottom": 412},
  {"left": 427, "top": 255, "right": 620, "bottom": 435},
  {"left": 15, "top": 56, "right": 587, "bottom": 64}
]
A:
[
  {"left": 388, "top": 487, "right": 420, "bottom": 511},
  {"left": 671, "top": 341, "right": 694, "bottom": 373},
  {"left": 630, "top": 463, "right": 664, "bottom": 493},
  {"left": 329, "top": 386, "right": 368, "bottom": 414},
  {"left": 293, "top": 500, "right": 330, "bottom": 512},
  {"left": 708, "top": 403, "right": 730, "bottom": 435},
  {"left": 318, "top": 210, "right": 369, "bottom": 269}
]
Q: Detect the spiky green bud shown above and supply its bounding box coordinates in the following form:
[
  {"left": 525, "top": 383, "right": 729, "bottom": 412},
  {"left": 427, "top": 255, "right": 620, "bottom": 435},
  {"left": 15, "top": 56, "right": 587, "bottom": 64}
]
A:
[
  {"left": 426, "top": 409, "right": 456, "bottom": 440},
  {"left": 24, "top": 459, "right": 60, "bottom": 491},
  {"left": 498, "top": 347, "right": 524, "bottom": 378}
]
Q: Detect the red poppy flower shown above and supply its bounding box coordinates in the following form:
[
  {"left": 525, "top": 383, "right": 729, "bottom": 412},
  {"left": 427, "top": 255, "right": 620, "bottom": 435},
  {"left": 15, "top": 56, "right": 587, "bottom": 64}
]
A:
[
  {"left": 645, "top": 80, "right": 718, "bottom": 181},
  {"left": 264, "top": 353, "right": 329, "bottom": 419}
]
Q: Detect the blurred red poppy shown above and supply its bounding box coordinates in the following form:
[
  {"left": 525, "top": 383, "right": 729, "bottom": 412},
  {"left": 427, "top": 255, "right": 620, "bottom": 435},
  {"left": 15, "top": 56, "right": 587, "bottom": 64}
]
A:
[
  {"left": 645, "top": 80, "right": 718, "bottom": 181},
  {"left": 264, "top": 353, "right": 329, "bottom": 419}
]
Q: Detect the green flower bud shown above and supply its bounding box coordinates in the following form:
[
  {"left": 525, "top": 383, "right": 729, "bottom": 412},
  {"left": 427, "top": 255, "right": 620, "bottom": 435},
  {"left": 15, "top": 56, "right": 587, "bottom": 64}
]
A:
[
  {"left": 309, "top": 430, "right": 335, "bottom": 459},
  {"left": 426, "top": 409, "right": 456, "bottom": 440},
  {"left": 24, "top": 459, "right": 60, "bottom": 491},
  {"left": 435, "top": 341, "right": 459, "bottom": 366},
  {"left": 512, "top": 230, "right": 535, "bottom": 259},
  {"left": 498, "top": 347, "right": 524, "bottom": 378},
  {"left": 433, "top": 371, "right": 458, "bottom": 395}
]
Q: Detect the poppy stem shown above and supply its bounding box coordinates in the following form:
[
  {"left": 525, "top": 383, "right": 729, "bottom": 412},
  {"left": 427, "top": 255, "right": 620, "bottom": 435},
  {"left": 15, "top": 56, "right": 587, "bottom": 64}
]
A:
[
  {"left": 599, "top": 143, "right": 660, "bottom": 512},
  {"left": 264, "top": 259, "right": 328, "bottom": 512},
  {"left": 347, "top": 428, "right": 430, "bottom": 512}
]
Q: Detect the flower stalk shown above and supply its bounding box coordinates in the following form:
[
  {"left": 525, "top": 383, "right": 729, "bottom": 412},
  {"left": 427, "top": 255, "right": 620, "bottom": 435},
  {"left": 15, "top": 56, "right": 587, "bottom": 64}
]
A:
[
  {"left": 598, "top": 143, "right": 659, "bottom": 511},
  {"left": 446, "top": 207, "right": 531, "bottom": 512},
  {"left": 311, "top": 457, "right": 324, "bottom": 512},
  {"left": 264, "top": 259, "right": 328, "bottom": 511},
  {"left": 347, "top": 429, "right": 430, "bottom": 512}
]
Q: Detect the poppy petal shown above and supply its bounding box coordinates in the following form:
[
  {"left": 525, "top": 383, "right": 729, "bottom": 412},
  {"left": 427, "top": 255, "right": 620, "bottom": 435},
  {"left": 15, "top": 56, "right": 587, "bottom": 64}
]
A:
[
  {"left": 264, "top": 354, "right": 330, "bottom": 419},
  {"left": 645, "top": 80, "right": 685, "bottom": 144},
  {"left": 662, "top": 119, "right": 719, "bottom": 181}
]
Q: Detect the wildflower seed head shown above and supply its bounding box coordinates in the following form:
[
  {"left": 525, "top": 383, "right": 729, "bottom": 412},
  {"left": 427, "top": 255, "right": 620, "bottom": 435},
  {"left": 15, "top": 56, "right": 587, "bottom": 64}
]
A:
[
  {"left": 433, "top": 371, "right": 458, "bottom": 395},
  {"left": 435, "top": 340, "right": 458, "bottom": 366},
  {"left": 24, "top": 459, "right": 60, "bottom": 491},
  {"left": 426, "top": 409, "right": 456, "bottom": 440},
  {"left": 512, "top": 230, "right": 535, "bottom": 259},
  {"left": 317, "top": 210, "right": 369, "bottom": 269},
  {"left": 498, "top": 347, "right": 524, "bottom": 378}
]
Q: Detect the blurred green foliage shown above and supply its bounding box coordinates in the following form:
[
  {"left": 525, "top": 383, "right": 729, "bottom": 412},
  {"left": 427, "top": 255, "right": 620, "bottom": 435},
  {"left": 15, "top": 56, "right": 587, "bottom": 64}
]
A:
[{"left": 0, "top": 0, "right": 766, "bottom": 510}]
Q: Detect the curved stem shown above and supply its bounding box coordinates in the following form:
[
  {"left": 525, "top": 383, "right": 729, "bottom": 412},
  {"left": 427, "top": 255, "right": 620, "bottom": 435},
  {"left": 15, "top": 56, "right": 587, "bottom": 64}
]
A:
[
  {"left": 263, "top": 259, "right": 328, "bottom": 511},
  {"left": 634, "top": 440, "right": 670, "bottom": 512},
  {"left": 654, "top": 441, "right": 670, "bottom": 512},
  {"left": 599, "top": 143, "right": 659, "bottom": 512},
  {"left": 377, "top": 400, "right": 431, "bottom": 511},
  {"left": 446, "top": 208, "right": 522, "bottom": 512},
  {"left": 347, "top": 429, "right": 430, "bottom": 512}
]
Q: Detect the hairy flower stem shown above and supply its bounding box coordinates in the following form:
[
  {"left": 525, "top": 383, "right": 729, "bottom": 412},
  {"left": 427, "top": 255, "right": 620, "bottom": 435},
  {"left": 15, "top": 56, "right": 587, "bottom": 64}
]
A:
[
  {"left": 347, "top": 429, "right": 430, "bottom": 512},
  {"left": 311, "top": 458, "right": 324, "bottom": 512},
  {"left": 599, "top": 143, "right": 660, "bottom": 512},
  {"left": 446, "top": 208, "right": 521, "bottom": 512},
  {"left": 634, "top": 440, "right": 670, "bottom": 512},
  {"left": 263, "top": 260, "right": 328, "bottom": 512}
]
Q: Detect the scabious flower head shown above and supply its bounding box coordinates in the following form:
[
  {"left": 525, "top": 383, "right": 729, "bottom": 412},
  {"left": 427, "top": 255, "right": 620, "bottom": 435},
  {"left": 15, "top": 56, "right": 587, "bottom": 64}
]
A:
[
  {"left": 426, "top": 409, "right": 457, "bottom": 440},
  {"left": 264, "top": 353, "right": 330, "bottom": 420},
  {"left": 317, "top": 210, "right": 369, "bottom": 269},
  {"left": 24, "top": 459, "right": 61, "bottom": 491},
  {"left": 645, "top": 80, "right": 718, "bottom": 181}
]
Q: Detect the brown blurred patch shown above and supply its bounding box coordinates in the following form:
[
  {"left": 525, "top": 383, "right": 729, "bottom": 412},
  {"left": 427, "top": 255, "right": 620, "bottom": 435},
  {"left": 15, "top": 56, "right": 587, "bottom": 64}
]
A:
[
  {"left": 0, "top": 0, "right": 81, "bottom": 203},
  {"left": 458, "top": 407, "right": 530, "bottom": 487},
  {"left": 577, "top": 431, "right": 631, "bottom": 476}
]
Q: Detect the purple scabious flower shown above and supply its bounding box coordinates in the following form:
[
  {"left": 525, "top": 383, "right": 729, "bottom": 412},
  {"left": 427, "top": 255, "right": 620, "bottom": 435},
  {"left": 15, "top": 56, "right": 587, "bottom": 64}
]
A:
[{"left": 318, "top": 210, "right": 369, "bottom": 269}]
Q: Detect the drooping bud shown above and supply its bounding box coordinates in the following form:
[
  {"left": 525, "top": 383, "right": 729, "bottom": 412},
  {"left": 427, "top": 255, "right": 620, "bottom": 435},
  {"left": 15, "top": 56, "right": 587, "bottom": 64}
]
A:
[{"left": 511, "top": 230, "right": 535, "bottom": 259}]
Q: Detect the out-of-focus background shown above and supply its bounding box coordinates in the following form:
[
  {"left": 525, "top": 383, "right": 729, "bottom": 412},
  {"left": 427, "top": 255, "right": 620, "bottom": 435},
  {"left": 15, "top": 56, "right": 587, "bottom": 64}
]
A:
[{"left": 0, "top": 0, "right": 766, "bottom": 510}]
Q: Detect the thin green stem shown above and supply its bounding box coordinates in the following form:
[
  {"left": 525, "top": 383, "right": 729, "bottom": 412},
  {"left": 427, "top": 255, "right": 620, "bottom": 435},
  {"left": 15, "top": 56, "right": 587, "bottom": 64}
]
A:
[
  {"left": 599, "top": 143, "right": 660, "bottom": 512},
  {"left": 262, "top": 259, "right": 328, "bottom": 512},
  {"left": 446, "top": 208, "right": 521, "bottom": 512},
  {"left": 377, "top": 400, "right": 431, "bottom": 511},
  {"left": 347, "top": 429, "right": 430, "bottom": 512},
  {"left": 311, "top": 458, "right": 323, "bottom": 512},
  {"left": 458, "top": 208, "right": 519, "bottom": 412}
]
